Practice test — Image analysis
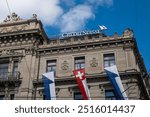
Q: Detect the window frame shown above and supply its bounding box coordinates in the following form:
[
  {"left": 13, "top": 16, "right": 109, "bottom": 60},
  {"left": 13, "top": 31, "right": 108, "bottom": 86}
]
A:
[
  {"left": 0, "top": 95, "right": 5, "bottom": 100},
  {"left": 46, "top": 60, "right": 57, "bottom": 75},
  {"left": 12, "top": 61, "right": 19, "bottom": 78},
  {"left": 74, "top": 56, "right": 85, "bottom": 69},
  {"left": 103, "top": 53, "right": 115, "bottom": 68},
  {"left": 74, "top": 92, "right": 83, "bottom": 100},
  {"left": 0, "top": 62, "right": 9, "bottom": 79},
  {"left": 10, "top": 94, "right": 15, "bottom": 100}
]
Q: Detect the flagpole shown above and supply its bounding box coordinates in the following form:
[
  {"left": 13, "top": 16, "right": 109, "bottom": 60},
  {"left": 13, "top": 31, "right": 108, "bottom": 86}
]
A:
[{"left": 5, "top": 0, "right": 12, "bottom": 16}]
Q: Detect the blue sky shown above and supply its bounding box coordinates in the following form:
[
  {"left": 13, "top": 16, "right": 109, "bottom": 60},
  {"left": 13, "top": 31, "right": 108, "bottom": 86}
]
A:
[
  {"left": 45, "top": 0, "right": 150, "bottom": 71},
  {"left": 0, "top": 0, "right": 149, "bottom": 71}
]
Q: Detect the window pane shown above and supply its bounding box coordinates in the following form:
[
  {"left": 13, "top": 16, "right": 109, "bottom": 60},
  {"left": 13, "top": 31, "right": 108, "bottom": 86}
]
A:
[
  {"left": 104, "top": 61, "right": 109, "bottom": 68},
  {"left": 75, "top": 59, "right": 85, "bottom": 63},
  {"left": 10, "top": 94, "right": 15, "bottom": 100},
  {"left": 0, "top": 95, "right": 4, "bottom": 100},
  {"left": 105, "top": 90, "right": 116, "bottom": 100},
  {"left": 80, "top": 64, "right": 85, "bottom": 69},
  {"left": 110, "top": 60, "right": 115, "bottom": 66},
  {"left": 47, "top": 60, "right": 57, "bottom": 76},
  {"left": 75, "top": 57, "right": 85, "bottom": 69},
  {"left": 47, "top": 62, "right": 56, "bottom": 66},
  {"left": 13, "top": 61, "right": 18, "bottom": 77},
  {"left": 0, "top": 63, "right": 9, "bottom": 79},
  {"left": 47, "top": 67, "right": 51, "bottom": 72},
  {"left": 74, "top": 92, "right": 83, "bottom": 100},
  {"left": 104, "top": 53, "right": 115, "bottom": 68},
  {"left": 51, "top": 66, "right": 56, "bottom": 72}
]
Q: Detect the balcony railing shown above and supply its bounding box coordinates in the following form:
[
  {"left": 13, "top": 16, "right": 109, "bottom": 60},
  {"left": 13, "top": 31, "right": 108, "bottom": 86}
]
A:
[{"left": 0, "top": 71, "right": 20, "bottom": 81}]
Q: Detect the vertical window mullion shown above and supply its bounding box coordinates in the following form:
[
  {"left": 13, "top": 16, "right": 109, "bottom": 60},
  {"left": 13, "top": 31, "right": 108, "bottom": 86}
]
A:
[{"left": 13, "top": 61, "right": 18, "bottom": 78}]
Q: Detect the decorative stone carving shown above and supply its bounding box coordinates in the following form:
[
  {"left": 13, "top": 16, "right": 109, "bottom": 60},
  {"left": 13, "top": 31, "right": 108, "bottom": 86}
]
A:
[
  {"left": 123, "top": 28, "right": 134, "bottom": 37},
  {"left": 25, "top": 48, "right": 35, "bottom": 55},
  {"left": 0, "top": 50, "right": 23, "bottom": 56},
  {"left": 32, "top": 14, "right": 37, "bottom": 19},
  {"left": 90, "top": 58, "right": 98, "bottom": 67},
  {"left": 4, "top": 12, "right": 22, "bottom": 22},
  {"left": 114, "top": 32, "right": 119, "bottom": 38},
  {"left": 61, "top": 61, "right": 69, "bottom": 71},
  {"left": 56, "top": 88, "right": 60, "bottom": 96},
  {"left": 20, "top": 25, "right": 28, "bottom": 30},
  {"left": 0, "top": 13, "right": 38, "bottom": 34},
  {"left": 1, "top": 50, "right": 9, "bottom": 55},
  {"left": 68, "top": 88, "right": 73, "bottom": 96},
  {"left": 0, "top": 24, "right": 28, "bottom": 33},
  {"left": 0, "top": 28, "right": 8, "bottom": 33},
  {"left": 10, "top": 26, "right": 19, "bottom": 32}
]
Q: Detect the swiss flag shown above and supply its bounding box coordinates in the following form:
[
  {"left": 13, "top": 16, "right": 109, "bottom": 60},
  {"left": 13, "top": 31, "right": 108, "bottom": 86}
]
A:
[
  {"left": 73, "top": 69, "right": 86, "bottom": 80},
  {"left": 73, "top": 69, "right": 91, "bottom": 100}
]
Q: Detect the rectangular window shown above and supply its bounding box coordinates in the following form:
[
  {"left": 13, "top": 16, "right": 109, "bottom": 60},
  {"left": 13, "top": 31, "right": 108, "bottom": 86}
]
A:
[
  {"left": 75, "top": 57, "right": 85, "bottom": 69},
  {"left": 13, "top": 61, "right": 18, "bottom": 78},
  {"left": 74, "top": 92, "right": 83, "bottom": 100},
  {"left": 43, "top": 95, "right": 46, "bottom": 100},
  {"left": 10, "top": 94, "right": 15, "bottom": 100},
  {"left": 0, "top": 62, "right": 9, "bottom": 79},
  {"left": 0, "top": 95, "right": 4, "bottom": 100},
  {"left": 46, "top": 60, "right": 57, "bottom": 75},
  {"left": 105, "top": 90, "right": 116, "bottom": 100},
  {"left": 103, "top": 53, "right": 115, "bottom": 68}
]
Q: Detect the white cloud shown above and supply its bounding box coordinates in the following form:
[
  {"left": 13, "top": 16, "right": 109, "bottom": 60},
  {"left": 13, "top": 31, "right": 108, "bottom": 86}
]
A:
[
  {"left": 0, "top": 0, "right": 113, "bottom": 33},
  {"left": 0, "top": 0, "right": 63, "bottom": 26},
  {"left": 59, "top": 5, "right": 94, "bottom": 32},
  {"left": 58, "top": 0, "right": 113, "bottom": 32}
]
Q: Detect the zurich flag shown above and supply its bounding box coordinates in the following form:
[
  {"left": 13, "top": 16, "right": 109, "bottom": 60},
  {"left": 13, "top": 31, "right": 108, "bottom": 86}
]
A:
[
  {"left": 42, "top": 72, "right": 56, "bottom": 100},
  {"left": 104, "top": 65, "right": 128, "bottom": 100}
]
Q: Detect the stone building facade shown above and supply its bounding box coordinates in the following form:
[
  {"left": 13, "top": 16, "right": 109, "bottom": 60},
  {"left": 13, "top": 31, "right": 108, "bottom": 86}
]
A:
[{"left": 0, "top": 13, "right": 149, "bottom": 100}]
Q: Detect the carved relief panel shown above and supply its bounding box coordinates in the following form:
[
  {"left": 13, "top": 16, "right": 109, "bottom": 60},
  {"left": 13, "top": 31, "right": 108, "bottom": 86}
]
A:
[
  {"left": 90, "top": 58, "right": 98, "bottom": 68},
  {"left": 61, "top": 60, "right": 69, "bottom": 71}
]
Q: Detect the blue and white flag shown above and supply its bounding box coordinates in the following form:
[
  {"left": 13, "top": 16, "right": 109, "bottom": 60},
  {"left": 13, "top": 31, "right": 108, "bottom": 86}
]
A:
[
  {"left": 42, "top": 72, "right": 56, "bottom": 100},
  {"left": 104, "top": 65, "right": 128, "bottom": 100}
]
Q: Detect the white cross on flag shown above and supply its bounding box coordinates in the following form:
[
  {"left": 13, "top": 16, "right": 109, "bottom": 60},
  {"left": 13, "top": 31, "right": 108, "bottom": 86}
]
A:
[{"left": 73, "top": 69, "right": 91, "bottom": 100}]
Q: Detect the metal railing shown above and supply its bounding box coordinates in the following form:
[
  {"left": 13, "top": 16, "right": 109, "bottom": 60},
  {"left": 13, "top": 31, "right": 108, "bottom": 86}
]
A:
[{"left": 0, "top": 71, "right": 20, "bottom": 81}]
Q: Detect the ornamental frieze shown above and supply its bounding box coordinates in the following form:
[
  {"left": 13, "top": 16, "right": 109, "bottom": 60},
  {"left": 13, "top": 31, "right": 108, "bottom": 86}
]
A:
[
  {"left": 0, "top": 24, "right": 28, "bottom": 33},
  {"left": 0, "top": 49, "right": 23, "bottom": 56},
  {"left": 0, "top": 13, "right": 38, "bottom": 34}
]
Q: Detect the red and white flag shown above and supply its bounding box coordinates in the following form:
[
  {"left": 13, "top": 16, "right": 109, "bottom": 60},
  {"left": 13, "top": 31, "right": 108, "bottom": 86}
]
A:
[{"left": 73, "top": 69, "right": 91, "bottom": 100}]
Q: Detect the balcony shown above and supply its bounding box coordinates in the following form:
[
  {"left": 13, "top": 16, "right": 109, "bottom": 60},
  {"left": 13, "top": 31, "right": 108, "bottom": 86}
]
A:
[{"left": 0, "top": 71, "right": 21, "bottom": 85}]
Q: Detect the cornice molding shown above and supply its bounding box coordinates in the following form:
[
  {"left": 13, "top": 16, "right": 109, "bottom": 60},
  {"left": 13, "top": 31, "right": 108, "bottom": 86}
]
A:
[{"left": 37, "top": 37, "right": 134, "bottom": 56}]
